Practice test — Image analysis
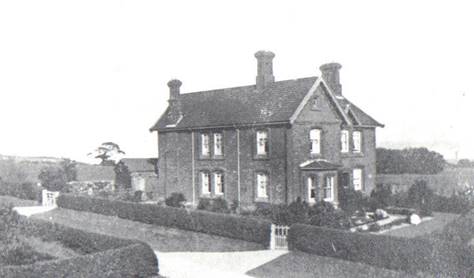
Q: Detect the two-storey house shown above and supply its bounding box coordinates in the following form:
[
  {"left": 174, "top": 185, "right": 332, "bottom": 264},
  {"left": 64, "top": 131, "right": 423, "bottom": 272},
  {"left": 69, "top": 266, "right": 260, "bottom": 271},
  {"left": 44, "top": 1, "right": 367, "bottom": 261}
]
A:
[{"left": 150, "top": 51, "right": 383, "bottom": 207}]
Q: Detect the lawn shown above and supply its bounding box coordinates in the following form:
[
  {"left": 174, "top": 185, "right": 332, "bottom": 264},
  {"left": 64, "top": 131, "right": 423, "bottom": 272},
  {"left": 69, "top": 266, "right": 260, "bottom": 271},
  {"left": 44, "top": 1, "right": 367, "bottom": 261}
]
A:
[
  {"left": 31, "top": 208, "right": 264, "bottom": 252},
  {"left": 380, "top": 212, "right": 459, "bottom": 238},
  {"left": 0, "top": 195, "right": 37, "bottom": 207},
  {"left": 245, "top": 251, "right": 421, "bottom": 278}
]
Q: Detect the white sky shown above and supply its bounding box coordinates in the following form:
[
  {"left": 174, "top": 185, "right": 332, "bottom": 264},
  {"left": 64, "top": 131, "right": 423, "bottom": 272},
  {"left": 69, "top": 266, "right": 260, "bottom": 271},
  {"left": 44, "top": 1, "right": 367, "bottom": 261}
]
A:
[{"left": 1, "top": 0, "right": 473, "bottom": 163}]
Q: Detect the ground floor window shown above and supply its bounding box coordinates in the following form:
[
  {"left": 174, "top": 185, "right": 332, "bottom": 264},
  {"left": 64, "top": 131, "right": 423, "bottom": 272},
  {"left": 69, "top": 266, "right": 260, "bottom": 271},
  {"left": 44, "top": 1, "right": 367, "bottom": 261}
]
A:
[
  {"left": 214, "top": 172, "right": 224, "bottom": 195},
  {"left": 201, "top": 172, "right": 211, "bottom": 195},
  {"left": 256, "top": 173, "right": 268, "bottom": 199},
  {"left": 307, "top": 176, "right": 317, "bottom": 203},
  {"left": 353, "top": 168, "right": 363, "bottom": 191},
  {"left": 323, "top": 176, "right": 334, "bottom": 202}
]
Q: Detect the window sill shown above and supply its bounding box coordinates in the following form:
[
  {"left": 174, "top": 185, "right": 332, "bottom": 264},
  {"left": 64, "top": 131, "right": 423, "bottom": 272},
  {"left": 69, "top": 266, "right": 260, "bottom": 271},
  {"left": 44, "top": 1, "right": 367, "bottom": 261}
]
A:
[
  {"left": 253, "top": 155, "right": 270, "bottom": 160},
  {"left": 212, "top": 155, "right": 225, "bottom": 160},
  {"left": 255, "top": 197, "right": 269, "bottom": 202},
  {"left": 340, "top": 152, "right": 364, "bottom": 158}
]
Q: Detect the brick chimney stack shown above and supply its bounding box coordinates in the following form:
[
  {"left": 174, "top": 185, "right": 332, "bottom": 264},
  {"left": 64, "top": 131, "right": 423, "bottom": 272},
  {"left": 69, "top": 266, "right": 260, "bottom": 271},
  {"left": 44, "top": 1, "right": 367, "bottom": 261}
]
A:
[
  {"left": 167, "top": 79, "right": 182, "bottom": 124},
  {"left": 255, "top": 50, "right": 275, "bottom": 91},
  {"left": 320, "top": 63, "right": 342, "bottom": 96}
]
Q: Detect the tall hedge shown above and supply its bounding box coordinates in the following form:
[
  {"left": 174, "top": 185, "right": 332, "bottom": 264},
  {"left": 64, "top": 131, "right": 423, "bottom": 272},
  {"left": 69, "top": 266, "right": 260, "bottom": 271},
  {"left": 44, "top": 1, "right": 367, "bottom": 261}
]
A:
[
  {"left": 1, "top": 218, "right": 158, "bottom": 278},
  {"left": 57, "top": 194, "right": 271, "bottom": 246},
  {"left": 288, "top": 223, "right": 473, "bottom": 276}
]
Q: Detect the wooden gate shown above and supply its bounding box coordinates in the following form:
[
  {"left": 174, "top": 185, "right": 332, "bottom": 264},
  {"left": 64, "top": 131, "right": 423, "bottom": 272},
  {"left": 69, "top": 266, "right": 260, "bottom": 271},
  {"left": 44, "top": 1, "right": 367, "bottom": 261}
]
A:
[
  {"left": 42, "top": 189, "right": 59, "bottom": 207},
  {"left": 270, "top": 224, "right": 289, "bottom": 250}
]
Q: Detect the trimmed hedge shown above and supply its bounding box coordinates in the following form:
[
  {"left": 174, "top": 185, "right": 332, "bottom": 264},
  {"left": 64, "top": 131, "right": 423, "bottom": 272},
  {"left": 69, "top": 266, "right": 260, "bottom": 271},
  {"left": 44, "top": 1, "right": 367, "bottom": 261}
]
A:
[
  {"left": 0, "top": 218, "right": 158, "bottom": 277},
  {"left": 57, "top": 194, "right": 271, "bottom": 246},
  {"left": 288, "top": 223, "right": 474, "bottom": 276}
]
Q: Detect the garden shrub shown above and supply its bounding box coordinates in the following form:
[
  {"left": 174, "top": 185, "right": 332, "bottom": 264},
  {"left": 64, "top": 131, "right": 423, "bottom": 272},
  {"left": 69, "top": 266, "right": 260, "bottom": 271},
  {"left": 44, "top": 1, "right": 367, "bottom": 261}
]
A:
[
  {"left": 57, "top": 194, "right": 271, "bottom": 245},
  {"left": 406, "top": 179, "right": 434, "bottom": 216},
  {"left": 369, "top": 184, "right": 393, "bottom": 210},
  {"left": 38, "top": 166, "right": 68, "bottom": 192},
  {"left": 210, "top": 198, "right": 229, "bottom": 213},
  {"left": 288, "top": 223, "right": 474, "bottom": 276},
  {"left": 308, "top": 201, "right": 350, "bottom": 229},
  {"left": 165, "top": 192, "right": 186, "bottom": 208},
  {"left": 287, "top": 198, "right": 309, "bottom": 225},
  {"left": 339, "top": 188, "right": 369, "bottom": 214},
  {"left": 197, "top": 197, "right": 212, "bottom": 211}
]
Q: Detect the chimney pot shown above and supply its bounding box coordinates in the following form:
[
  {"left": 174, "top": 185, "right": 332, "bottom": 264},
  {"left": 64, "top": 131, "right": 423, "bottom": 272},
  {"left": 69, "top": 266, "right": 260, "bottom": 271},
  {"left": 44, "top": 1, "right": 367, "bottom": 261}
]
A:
[
  {"left": 255, "top": 50, "right": 275, "bottom": 91},
  {"left": 320, "top": 63, "right": 342, "bottom": 96}
]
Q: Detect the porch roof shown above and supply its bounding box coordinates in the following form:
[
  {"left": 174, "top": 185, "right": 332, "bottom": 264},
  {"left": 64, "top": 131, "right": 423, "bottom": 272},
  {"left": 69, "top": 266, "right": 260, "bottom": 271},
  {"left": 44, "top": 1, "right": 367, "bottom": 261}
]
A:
[{"left": 299, "top": 159, "right": 341, "bottom": 171}]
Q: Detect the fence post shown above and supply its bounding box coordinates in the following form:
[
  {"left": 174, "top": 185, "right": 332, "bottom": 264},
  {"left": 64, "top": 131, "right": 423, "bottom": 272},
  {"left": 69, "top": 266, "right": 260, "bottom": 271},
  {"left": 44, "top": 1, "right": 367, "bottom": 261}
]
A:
[{"left": 270, "top": 224, "right": 276, "bottom": 250}]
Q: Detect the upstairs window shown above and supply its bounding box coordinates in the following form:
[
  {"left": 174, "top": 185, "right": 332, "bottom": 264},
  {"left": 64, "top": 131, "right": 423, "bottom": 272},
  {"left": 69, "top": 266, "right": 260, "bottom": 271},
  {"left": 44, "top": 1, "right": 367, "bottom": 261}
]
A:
[
  {"left": 341, "top": 130, "right": 349, "bottom": 153},
  {"left": 353, "top": 168, "right": 363, "bottom": 191},
  {"left": 256, "top": 130, "right": 269, "bottom": 156},
  {"left": 310, "top": 129, "right": 321, "bottom": 155},
  {"left": 214, "top": 133, "right": 223, "bottom": 156},
  {"left": 201, "top": 172, "right": 211, "bottom": 195},
  {"left": 214, "top": 172, "right": 224, "bottom": 195},
  {"left": 256, "top": 172, "right": 268, "bottom": 199},
  {"left": 201, "top": 134, "right": 210, "bottom": 157},
  {"left": 353, "top": 131, "right": 361, "bottom": 153}
]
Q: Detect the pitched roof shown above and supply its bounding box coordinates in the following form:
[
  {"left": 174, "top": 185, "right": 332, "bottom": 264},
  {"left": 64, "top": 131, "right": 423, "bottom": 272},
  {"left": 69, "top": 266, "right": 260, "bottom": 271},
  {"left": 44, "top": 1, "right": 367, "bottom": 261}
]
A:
[
  {"left": 151, "top": 76, "right": 383, "bottom": 131},
  {"left": 120, "top": 158, "right": 157, "bottom": 173},
  {"left": 336, "top": 97, "right": 384, "bottom": 127},
  {"left": 300, "top": 159, "right": 341, "bottom": 171}
]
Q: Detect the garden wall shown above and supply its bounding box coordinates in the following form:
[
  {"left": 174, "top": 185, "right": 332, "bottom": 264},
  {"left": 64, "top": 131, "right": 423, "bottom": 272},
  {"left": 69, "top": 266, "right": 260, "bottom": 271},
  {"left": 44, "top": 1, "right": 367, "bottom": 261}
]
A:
[
  {"left": 0, "top": 218, "right": 158, "bottom": 278},
  {"left": 288, "top": 223, "right": 474, "bottom": 276},
  {"left": 57, "top": 194, "right": 272, "bottom": 246}
]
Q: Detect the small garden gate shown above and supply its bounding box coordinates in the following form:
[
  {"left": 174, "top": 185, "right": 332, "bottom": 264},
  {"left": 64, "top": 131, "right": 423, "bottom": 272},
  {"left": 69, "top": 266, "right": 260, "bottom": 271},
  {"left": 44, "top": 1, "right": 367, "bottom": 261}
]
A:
[
  {"left": 270, "top": 224, "right": 290, "bottom": 250},
  {"left": 42, "top": 189, "right": 59, "bottom": 207}
]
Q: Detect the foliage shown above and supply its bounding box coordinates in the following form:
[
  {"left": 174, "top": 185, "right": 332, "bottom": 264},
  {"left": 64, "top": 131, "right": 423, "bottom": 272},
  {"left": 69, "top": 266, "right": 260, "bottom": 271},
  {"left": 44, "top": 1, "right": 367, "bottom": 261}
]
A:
[
  {"left": 287, "top": 197, "right": 310, "bottom": 225},
  {"left": 38, "top": 166, "right": 67, "bottom": 192},
  {"left": 57, "top": 194, "right": 272, "bottom": 246},
  {"left": 339, "top": 188, "right": 369, "bottom": 214},
  {"left": 114, "top": 161, "right": 131, "bottom": 188},
  {"left": 456, "top": 159, "right": 474, "bottom": 168},
  {"left": 0, "top": 181, "right": 40, "bottom": 201},
  {"left": 288, "top": 223, "right": 474, "bottom": 277},
  {"left": 197, "top": 197, "right": 229, "bottom": 213},
  {"left": 376, "top": 147, "right": 446, "bottom": 174},
  {"left": 3, "top": 218, "right": 158, "bottom": 277},
  {"left": 407, "top": 179, "right": 434, "bottom": 216},
  {"left": 434, "top": 208, "right": 474, "bottom": 244},
  {"left": 59, "top": 159, "right": 77, "bottom": 182},
  {"left": 369, "top": 184, "right": 393, "bottom": 210},
  {"left": 0, "top": 205, "right": 53, "bottom": 267},
  {"left": 165, "top": 192, "right": 186, "bottom": 208},
  {"left": 308, "top": 201, "right": 350, "bottom": 229},
  {"left": 88, "top": 142, "right": 125, "bottom": 166}
]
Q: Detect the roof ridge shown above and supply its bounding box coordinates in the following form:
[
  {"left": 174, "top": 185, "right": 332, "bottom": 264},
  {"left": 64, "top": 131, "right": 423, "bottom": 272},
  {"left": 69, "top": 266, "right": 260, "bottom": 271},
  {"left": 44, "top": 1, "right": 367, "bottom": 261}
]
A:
[{"left": 181, "top": 76, "right": 317, "bottom": 96}]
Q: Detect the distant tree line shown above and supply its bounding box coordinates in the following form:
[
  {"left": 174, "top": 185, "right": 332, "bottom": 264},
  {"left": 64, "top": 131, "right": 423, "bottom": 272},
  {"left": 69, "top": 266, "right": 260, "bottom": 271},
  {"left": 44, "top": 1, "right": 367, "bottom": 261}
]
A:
[
  {"left": 455, "top": 159, "right": 474, "bottom": 168},
  {"left": 376, "top": 147, "right": 446, "bottom": 174}
]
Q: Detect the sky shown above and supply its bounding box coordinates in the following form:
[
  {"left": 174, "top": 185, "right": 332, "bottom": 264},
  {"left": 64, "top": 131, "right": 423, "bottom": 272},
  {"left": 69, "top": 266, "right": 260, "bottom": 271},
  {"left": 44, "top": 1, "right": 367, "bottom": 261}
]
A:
[{"left": 1, "top": 0, "right": 473, "bottom": 163}]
